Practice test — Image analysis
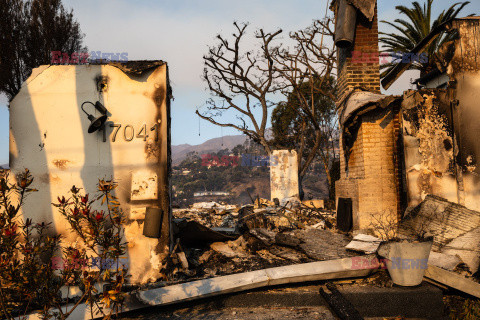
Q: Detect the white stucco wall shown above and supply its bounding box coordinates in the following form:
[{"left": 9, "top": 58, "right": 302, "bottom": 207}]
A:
[
  {"left": 270, "top": 150, "right": 299, "bottom": 201},
  {"left": 9, "top": 63, "right": 171, "bottom": 284}
]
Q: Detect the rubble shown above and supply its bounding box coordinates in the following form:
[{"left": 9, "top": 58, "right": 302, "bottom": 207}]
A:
[
  {"left": 428, "top": 252, "right": 464, "bottom": 272},
  {"left": 166, "top": 200, "right": 346, "bottom": 282},
  {"left": 399, "top": 195, "right": 480, "bottom": 273},
  {"left": 425, "top": 265, "right": 480, "bottom": 299},
  {"left": 274, "top": 232, "right": 301, "bottom": 248},
  {"left": 210, "top": 242, "right": 242, "bottom": 258},
  {"left": 191, "top": 201, "right": 237, "bottom": 211},
  {"left": 302, "top": 199, "right": 325, "bottom": 209},
  {"left": 280, "top": 196, "right": 302, "bottom": 208},
  {"left": 293, "top": 229, "right": 355, "bottom": 261},
  {"left": 319, "top": 283, "right": 364, "bottom": 320},
  {"left": 249, "top": 228, "right": 276, "bottom": 246},
  {"left": 268, "top": 246, "right": 306, "bottom": 262},
  {"left": 345, "top": 234, "right": 382, "bottom": 254},
  {"left": 167, "top": 194, "right": 479, "bottom": 306},
  {"left": 174, "top": 219, "right": 236, "bottom": 247}
]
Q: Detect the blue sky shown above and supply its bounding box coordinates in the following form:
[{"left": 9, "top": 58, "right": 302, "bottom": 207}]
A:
[{"left": 0, "top": 0, "right": 478, "bottom": 164}]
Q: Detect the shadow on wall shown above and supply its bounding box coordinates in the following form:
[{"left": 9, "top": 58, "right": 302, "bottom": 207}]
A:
[
  {"left": 0, "top": 102, "right": 8, "bottom": 166},
  {"left": 10, "top": 71, "right": 55, "bottom": 230}
]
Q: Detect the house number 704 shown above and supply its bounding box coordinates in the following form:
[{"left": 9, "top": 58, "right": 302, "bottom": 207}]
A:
[{"left": 103, "top": 123, "right": 160, "bottom": 142}]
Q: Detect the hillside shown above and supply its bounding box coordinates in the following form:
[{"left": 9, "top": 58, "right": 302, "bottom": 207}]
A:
[
  {"left": 172, "top": 135, "right": 247, "bottom": 165},
  {"left": 171, "top": 139, "right": 330, "bottom": 207}
]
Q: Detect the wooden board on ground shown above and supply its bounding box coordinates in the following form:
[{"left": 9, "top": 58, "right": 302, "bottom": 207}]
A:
[
  {"left": 139, "top": 256, "right": 377, "bottom": 305},
  {"left": 22, "top": 256, "right": 377, "bottom": 320},
  {"left": 345, "top": 234, "right": 382, "bottom": 254},
  {"left": 425, "top": 265, "right": 480, "bottom": 298}
]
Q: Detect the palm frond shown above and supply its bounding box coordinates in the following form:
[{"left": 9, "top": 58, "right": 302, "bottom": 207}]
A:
[{"left": 380, "top": 0, "right": 471, "bottom": 78}]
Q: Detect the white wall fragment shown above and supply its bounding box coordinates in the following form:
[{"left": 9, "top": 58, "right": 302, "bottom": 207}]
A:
[{"left": 270, "top": 150, "right": 299, "bottom": 201}]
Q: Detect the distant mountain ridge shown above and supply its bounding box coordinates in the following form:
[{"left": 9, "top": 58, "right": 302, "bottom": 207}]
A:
[{"left": 172, "top": 135, "right": 247, "bottom": 165}]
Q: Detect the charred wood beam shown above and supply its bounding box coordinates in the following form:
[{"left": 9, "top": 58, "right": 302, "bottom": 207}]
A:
[
  {"left": 381, "top": 20, "right": 452, "bottom": 90},
  {"left": 319, "top": 283, "right": 364, "bottom": 320}
]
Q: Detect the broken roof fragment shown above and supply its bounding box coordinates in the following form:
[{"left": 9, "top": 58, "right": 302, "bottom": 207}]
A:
[
  {"left": 337, "top": 89, "right": 400, "bottom": 170},
  {"left": 331, "top": 0, "right": 376, "bottom": 21},
  {"left": 337, "top": 89, "right": 389, "bottom": 126},
  {"left": 347, "top": 0, "right": 376, "bottom": 21}
]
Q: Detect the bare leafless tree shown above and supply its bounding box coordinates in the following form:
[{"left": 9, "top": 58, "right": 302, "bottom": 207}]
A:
[
  {"left": 197, "top": 22, "right": 281, "bottom": 153},
  {"left": 198, "top": 19, "right": 338, "bottom": 197},
  {"left": 270, "top": 19, "right": 338, "bottom": 197}
]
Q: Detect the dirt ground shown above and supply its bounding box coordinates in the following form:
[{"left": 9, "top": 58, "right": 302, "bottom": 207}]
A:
[
  {"left": 120, "top": 306, "right": 337, "bottom": 320},
  {"left": 119, "top": 306, "right": 428, "bottom": 319}
]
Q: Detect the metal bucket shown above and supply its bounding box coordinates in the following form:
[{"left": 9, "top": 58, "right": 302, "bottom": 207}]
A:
[{"left": 378, "top": 240, "right": 433, "bottom": 286}]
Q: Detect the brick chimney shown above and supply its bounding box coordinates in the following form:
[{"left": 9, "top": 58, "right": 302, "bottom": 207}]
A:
[
  {"left": 333, "top": 0, "right": 403, "bottom": 231},
  {"left": 334, "top": 0, "right": 381, "bottom": 100}
]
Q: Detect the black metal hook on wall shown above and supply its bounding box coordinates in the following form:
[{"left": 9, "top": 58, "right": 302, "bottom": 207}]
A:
[{"left": 81, "top": 101, "right": 109, "bottom": 133}]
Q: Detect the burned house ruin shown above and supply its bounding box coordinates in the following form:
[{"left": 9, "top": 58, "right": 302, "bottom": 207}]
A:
[{"left": 333, "top": 0, "right": 480, "bottom": 272}]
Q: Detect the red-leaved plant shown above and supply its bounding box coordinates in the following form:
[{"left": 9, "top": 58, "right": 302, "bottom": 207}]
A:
[{"left": 0, "top": 169, "right": 128, "bottom": 320}]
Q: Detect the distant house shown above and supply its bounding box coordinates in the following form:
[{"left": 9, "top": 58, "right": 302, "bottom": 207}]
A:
[{"left": 194, "top": 191, "right": 230, "bottom": 197}]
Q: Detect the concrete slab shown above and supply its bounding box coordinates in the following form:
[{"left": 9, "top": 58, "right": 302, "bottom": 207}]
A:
[
  {"left": 119, "top": 306, "right": 337, "bottom": 320},
  {"left": 119, "top": 283, "right": 444, "bottom": 320},
  {"left": 22, "top": 257, "right": 375, "bottom": 320},
  {"left": 233, "top": 284, "right": 442, "bottom": 319}
]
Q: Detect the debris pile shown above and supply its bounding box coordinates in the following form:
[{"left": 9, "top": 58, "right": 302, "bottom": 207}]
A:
[
  {"left": 164, "top": 199, "right": 354, "bottom": 282},
  {"left": 399, "top": 195, "right": 480, "bottom": 278},
  {"left": 159, "top": 196, "right": 480, "bottom": 300}
]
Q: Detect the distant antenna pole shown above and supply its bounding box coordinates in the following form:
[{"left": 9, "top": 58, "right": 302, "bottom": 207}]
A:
[
  {"left": 221, "top": 127, "right": 224, "bottom": 146},
  {"left": 197, "top": 108, "right": 201, "bottom": 136}
]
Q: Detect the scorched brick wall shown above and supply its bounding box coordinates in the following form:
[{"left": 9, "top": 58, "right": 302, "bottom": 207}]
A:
[{"left": 335, "top": 1, "right": 401, "bottom": 230}]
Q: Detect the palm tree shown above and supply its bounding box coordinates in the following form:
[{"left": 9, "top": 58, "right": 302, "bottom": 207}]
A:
[{"left": 380, "top": 0, "right": 471, "bottom": 78}]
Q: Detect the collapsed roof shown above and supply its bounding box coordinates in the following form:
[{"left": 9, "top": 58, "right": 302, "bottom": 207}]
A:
[{"left": 337, "top": 89, "right": 400, "bottom": 170}]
